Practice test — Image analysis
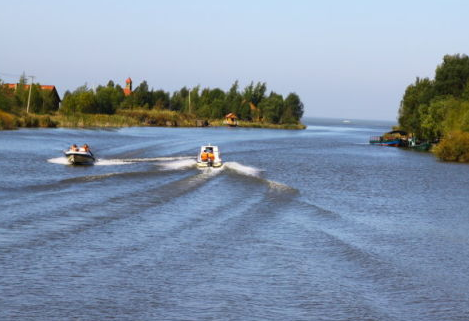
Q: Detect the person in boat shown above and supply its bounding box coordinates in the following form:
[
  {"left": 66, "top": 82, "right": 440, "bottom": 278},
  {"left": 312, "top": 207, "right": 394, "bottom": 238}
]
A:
[
  {"left": 70, "top": 144, "right": 79, "bottom": 152},
  {"left": 201, "top": 149, "right": 209, "bottom": 162},
  {"left": 79, "top": 144, "right": 90, "bottom": 152},
  {"left": 207, "top": 150, "right": 215, "bottom": 162}
]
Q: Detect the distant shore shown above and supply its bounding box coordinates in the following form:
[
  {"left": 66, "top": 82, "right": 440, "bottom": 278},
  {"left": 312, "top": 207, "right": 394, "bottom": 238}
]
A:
[{"left": 0, "top": 110, "right": 306, "bottom": 130}]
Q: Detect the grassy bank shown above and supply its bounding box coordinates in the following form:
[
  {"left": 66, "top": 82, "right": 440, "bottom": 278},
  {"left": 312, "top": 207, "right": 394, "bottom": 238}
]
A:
[
  {"left": 209, "top": 119, "right": 306, "bottom": 129},
  {"left": 0, "top": 111, "right": 58, "bottom": 129},
  {"left": 1, "top": 109, "right": 305, "bottom": 130}
]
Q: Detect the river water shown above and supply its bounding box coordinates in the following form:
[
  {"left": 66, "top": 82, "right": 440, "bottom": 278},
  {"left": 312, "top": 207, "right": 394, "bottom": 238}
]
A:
[{"left": 1, "top": 118, "right": 468, "bottom": 320}]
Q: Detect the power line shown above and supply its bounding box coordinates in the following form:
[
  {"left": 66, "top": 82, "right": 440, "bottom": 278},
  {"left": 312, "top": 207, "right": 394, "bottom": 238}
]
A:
[{"left": 0, "top": 71, "right": 25, "bottom": 78}]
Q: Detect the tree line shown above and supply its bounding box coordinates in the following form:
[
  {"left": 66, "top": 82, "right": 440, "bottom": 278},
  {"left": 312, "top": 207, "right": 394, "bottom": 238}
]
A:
[
  {"left": 398, "top": 54, "right": 469, "bottom": 142},
  {"left": 59, "top": 80, "right": 303, "bottom": 124},
  {"left": 1, "top": 77, "right": 304, "bottom": 124}
]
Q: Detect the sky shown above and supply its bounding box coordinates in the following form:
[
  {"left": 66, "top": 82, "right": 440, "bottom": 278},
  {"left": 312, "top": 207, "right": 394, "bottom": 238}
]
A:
[{"left": 0, "top": 0, "right": 468, "bottom": 120}]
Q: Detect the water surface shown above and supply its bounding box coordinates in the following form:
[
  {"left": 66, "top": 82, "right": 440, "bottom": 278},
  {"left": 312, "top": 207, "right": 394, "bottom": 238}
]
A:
[{"left": 1, "top": 118, "right": 468, "bottom": 320}]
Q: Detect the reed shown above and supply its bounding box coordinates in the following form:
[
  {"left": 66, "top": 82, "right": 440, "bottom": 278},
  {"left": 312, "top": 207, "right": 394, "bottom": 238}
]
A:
[
  {"left": 54, "top": 113, "right": 140, "bottom": 128},
  {"left": 212, "top": 120, "right": 306, "bottom": 129},
  {"left": 1, "top": 108, "right": 306, "bottom": 130},
  {"left": 116, "top": 109, "right": 194, "bottom": 127}
]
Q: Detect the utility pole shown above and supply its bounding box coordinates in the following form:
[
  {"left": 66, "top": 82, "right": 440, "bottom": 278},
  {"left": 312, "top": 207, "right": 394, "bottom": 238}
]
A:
[
  {"left": 26, "top": 75, "right": 35, "bottom": 113},
  {"left": 188, "top": 89, "right": 191, "bottom": 114}
]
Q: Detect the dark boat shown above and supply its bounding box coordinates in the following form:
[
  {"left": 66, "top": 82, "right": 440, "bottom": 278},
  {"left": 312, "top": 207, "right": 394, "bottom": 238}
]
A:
[{"left": 64, "top": 150, "right": 95, "bottom": 165}]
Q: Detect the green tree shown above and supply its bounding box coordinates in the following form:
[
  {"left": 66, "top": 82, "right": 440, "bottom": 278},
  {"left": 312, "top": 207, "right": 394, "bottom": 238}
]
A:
[
  {"left": 259, "top": 92, "right": 284, "bottom": 123},
  {"left": 225, "top": 81, "right": 242, "bottom": 117},
  {"left": 170, "top": 88, "right": 188, "bottom": 112},
  {"left": 434, "top": 54, "right": 469, "bottom": 97},
  {"left": 282, "top": 93, "right": 304, "bottom": 123},
  {"left": 418, "top": 99, "right": 446, "bottom": 141},
  {"left": 95, "top": 85, "right": 121, "bottom": 114},
  {"left": 0, "top": 78, "right": 14, "bottom": 112},
  {"left": 398, "top": 77, "right": 434, "bottom": 133},
  {"left": 153, "top": 90, "right": 171, "bottom": 110},
  {"left": 60, "top": 85, "right": 98, "bottom": 114},
  {"left": 133, "top": 80, "right": 154, "bottom": 109}
]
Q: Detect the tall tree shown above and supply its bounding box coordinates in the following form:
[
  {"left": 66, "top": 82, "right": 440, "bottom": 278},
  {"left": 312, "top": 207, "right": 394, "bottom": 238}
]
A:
[
  {"left": 259, "top": 92, "right": 284, "bottom": 123},
  {"left": 398, "top": 77, "right": 434, "bottom": 133},
  {"left": 282, "top": 93, "right": 304, "bottom": 123},
  {"left": 133, "top": 80, "right": 154, "bottom": 108},
  {"left": 153, "top": 90, "right": 171, "bottom": 110},
  {"left": 434, "top": 54, "right": 469, "bottom": 97}
]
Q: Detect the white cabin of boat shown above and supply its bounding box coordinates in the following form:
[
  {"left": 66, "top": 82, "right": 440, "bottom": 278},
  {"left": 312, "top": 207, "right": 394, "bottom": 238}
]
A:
[{"left": 197, "top": 145, "right": 222, "bottom": 167}]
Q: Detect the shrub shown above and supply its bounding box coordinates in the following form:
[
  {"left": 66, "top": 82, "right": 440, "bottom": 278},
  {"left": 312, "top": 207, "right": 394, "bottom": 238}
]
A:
[
  {"left": 0, "top": 110, "right": 17, "bottom": 129},
  {"left": 39, "top": 116, "right": 58, "bottom": 128},
  {"left": 433, "top": 131, "right": 469, "bottom": 162},
  {"left": 23, "top": 115, "right": 40, "bottom": 127}
]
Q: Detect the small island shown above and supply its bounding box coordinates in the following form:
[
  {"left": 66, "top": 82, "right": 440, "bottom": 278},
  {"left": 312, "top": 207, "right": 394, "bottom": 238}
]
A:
[
  {"left": 0, "top": 78, "right": 305, "bottom": 130},
  {"left": 374, "top": 53, "right": 469, "bottom": 162}
]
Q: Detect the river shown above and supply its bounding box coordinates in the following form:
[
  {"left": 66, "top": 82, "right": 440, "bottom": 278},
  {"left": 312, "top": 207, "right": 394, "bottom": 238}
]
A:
[{"left": 1, "top": 118, "right": 468, "bottom": 320}]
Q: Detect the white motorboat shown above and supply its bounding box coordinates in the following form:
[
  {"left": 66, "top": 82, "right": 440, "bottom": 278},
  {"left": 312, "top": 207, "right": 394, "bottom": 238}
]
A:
[
  {"left": 196, "top": 145, "right": 222, "bottom": 168},
  {"left": 64, "top": 145, "right": 95, "bottom": 165}
]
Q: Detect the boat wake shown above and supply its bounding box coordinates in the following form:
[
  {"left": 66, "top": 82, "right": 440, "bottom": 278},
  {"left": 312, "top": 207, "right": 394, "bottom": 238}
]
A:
[
  {"left": 125, "top": 156, "right": 195, "bottom": 162},
  {"left": 158, "top": 158, "right": 197, "bottom": 170},
  {"left": 95, "top": 159, "right": 133, "bottom": 166},
  {"left": 47, "top": 157, "right": 69, "bottom": 165},
  {"left": 47, "top": 156, "right": 294, "bottom": 192},
  {"left": 265, "top": 179, "right": 297, "bottom": 192},
  {"left": 223, "top": 162, "right": 296, "bottom": 192},
  {"left": 48, "top": 156, "right": 195, "bottom": 166},
  {"left": 223, "top": 162, "right": 262, "bottom": 177}
]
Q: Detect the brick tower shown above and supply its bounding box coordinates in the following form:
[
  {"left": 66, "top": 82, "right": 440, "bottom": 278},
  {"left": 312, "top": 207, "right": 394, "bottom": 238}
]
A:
[{"left": 124, "top": 77, "right": 132, "bottom": 96}]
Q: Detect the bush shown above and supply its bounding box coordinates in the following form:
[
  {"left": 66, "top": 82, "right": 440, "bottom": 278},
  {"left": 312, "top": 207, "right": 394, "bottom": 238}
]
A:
[
  {"left": 0, "top": 110, "right": 17, "bottom": 129},
  {"left": 433, "top": 131, "right": 469, "bottom": 162},
  {"left": 23, "top": 115, "right": 40, "bottom": 127},
  {"left": 39, "top": 116, "right": 58, "bottom": 128}
]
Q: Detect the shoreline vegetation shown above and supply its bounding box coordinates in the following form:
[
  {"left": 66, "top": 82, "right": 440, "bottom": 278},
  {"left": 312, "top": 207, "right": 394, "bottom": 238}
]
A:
[
  {"left": 383, "top": 53, "right": 469, "bottom": 163},
  {"left": 0, "top": 78, "right": 305, "bottom": 130},
  {"left": 0, "top": 110, "right": 306, "bottom": 130}
]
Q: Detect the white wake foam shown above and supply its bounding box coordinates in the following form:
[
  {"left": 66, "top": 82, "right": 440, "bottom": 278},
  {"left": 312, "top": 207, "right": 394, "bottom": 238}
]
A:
[
  {"left": 125, "top": 156, "right": 195, "bottom": 162},
  {"left": 223, "top": 162, "right": 261, "bottom": 177},
  {"left": 266, "top": 179, "right": 296, "bottom": 192},
  {"left": 158, "top": 158, "right": 197, "bottom": 170},
  {"left": 95, "top": 159, "right": 133, "bottom": 166},
  {"left": 47, "top": 157, "right": 69, "bottom": 165}
]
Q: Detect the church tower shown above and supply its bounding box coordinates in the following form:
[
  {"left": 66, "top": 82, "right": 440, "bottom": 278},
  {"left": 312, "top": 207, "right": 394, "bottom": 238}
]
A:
[{"left": 124, "top": 77, "right": 132, "bottom": 96}]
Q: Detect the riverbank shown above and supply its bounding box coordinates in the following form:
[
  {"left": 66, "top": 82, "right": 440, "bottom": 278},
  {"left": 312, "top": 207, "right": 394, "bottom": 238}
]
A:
[
  {"left": 371, "top": 128, "right": 469, "bottom": 163},
  {"left": 0, "top": 110, "right": 305, "bottom": 130}
]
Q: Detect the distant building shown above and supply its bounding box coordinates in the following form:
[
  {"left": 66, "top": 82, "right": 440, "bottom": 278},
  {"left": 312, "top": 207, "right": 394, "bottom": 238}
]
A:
[
  {"left": 124, "top": 77, "right": 132, "bottom": 96},
  {"left": 224, "top": 113, "right": 238, "bottom": 127},
  {"left": 5, "top": 83, "right": 61, "bottom": 111}
]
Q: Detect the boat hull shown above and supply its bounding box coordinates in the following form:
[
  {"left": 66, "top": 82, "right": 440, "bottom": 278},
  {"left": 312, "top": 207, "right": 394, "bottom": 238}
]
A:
[
  {"left": 369, "top": 138, "right": 401, "bottom": 147},
  {"left": 196, "top": 161, "right": 222, "bottom": 168},
  {"left": 65, "top": 152, "right": 95, "bottom": 165}
]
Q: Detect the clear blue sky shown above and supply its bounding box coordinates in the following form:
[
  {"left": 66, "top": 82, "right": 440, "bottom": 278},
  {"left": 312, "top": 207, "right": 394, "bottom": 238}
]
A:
[{"left": 1, "top": 0, "right": 468, "bottom": 120}]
